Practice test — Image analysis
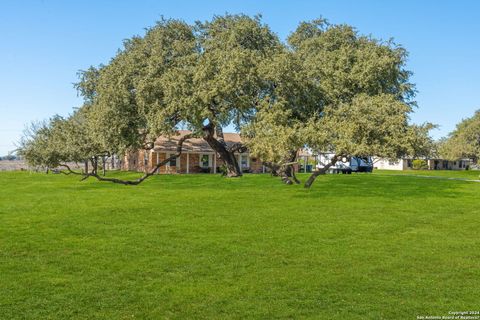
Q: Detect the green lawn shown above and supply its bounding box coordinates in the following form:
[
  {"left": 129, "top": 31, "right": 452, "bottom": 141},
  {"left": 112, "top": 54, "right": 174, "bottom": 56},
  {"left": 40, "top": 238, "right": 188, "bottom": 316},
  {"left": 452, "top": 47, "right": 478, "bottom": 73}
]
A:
[
  {"left": 375, "top": 169, "right": 480, "bottom": 179},
  {"left": 0, "top": 171, "right": 479, "bottom": 319}
]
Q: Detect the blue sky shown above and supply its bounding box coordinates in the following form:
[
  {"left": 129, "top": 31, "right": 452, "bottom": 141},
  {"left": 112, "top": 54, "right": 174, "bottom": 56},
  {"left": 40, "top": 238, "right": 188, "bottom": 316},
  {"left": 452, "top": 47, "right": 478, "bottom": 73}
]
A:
[{"left": 1, "top": 0, "right": 479, "bottom": 155}]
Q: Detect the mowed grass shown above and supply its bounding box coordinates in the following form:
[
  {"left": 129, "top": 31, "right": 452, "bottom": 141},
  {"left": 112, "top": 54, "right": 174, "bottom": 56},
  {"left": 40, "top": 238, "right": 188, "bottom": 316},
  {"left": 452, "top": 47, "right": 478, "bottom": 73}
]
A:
[
  {"left": 375, "top": 168, "right": 480, "bottom": 179},
  {"left": 0, "top": 171, "right": 479, "bottom": 319}
]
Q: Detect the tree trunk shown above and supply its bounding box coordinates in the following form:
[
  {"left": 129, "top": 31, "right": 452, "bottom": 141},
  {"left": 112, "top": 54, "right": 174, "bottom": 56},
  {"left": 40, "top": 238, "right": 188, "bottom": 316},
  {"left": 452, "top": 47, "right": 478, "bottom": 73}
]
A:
[
  {"left": 290, "top": 166, "right": 300, "bottom": 184},
  {"left": 263, "top": 162, "right": 280, "bottom": 176},
  {"left": 280, "top": 169, "right": 293, "bottom": 184},
  {"left": 102, "top": 156, "right": 106, "bottom": 176},
  {"left": 304, "top": 155, "right": 339, "bottom": 188},
  {"left": 202, "top": 123, "right": 242, "bottom": 177},
  {"left": 285, "top": 150, "right": 300, "bottom": 184},
  {"left": 84, "top": 161, "right": 89, "bottom": 174},
  {"left": 90, "top": 157, "right": 98, "bottom": 175},
  {"left": 277, "top": 150, "right": 300, "bottom": 185}
]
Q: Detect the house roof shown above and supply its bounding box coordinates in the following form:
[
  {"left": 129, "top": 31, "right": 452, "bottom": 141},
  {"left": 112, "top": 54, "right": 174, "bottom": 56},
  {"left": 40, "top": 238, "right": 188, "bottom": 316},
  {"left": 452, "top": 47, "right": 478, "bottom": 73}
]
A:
[{"left": 153, "top": 130, "right": 242, "bottom": 153}]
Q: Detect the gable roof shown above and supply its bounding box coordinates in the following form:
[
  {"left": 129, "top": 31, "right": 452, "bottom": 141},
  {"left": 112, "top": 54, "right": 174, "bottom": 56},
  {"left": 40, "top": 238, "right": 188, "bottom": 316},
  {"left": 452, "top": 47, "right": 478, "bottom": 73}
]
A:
[{"left": 153, "top": 130, "right": 242, "bottom": 153}]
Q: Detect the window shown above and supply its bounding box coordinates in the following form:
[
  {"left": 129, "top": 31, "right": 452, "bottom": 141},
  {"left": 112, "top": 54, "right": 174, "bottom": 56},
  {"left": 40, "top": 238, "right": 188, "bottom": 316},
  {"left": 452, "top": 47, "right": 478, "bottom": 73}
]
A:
[
  {"left": 168, "top": 154, "right": 176, "bottom": 167},
  {"left": 144, "top": 152, "right": 149, "bottom": 166},
  {"left": 240, "top": 155, "right": 249, "bottom": 168},
  {"left": 201, "top": 154, "right": 209, "bottom": 168}
]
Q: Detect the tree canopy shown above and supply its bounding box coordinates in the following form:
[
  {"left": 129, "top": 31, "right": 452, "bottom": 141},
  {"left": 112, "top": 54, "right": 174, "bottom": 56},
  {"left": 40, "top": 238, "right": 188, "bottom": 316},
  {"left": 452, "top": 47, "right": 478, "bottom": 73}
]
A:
[
  {"left": 440, "top": 110, "right": 480, "bottom": 163},
  {"left": 74, "top": 15, "right": 281, "bottom": 177},
  {"left": 243, "top": 19, "right": 418, "bottom": 187},
  {"left": 17, "top": 107, "right": 103, "bottom": 174}
]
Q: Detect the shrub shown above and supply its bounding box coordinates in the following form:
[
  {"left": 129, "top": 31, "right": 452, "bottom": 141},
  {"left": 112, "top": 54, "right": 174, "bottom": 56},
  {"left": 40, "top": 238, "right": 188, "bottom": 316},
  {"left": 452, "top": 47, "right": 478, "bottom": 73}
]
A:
[
  {"left": 219, "top": 164, "right": 228, "bottom": 176},
  {"left": 412, "top": 159, "right": 428, "bottom": 170}
]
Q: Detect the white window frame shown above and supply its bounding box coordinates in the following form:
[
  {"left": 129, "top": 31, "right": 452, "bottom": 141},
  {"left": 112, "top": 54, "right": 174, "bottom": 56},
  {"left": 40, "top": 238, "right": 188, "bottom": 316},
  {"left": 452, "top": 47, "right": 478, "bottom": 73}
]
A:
[
  {"left": 240, "top": 154, "right": 249, "bottom": 168},
  {"left": 167, "top": 153, "right": 179, "bottom": 167},
  {"left": 200, "top": 154, "right": 211, "bottom": 168}
]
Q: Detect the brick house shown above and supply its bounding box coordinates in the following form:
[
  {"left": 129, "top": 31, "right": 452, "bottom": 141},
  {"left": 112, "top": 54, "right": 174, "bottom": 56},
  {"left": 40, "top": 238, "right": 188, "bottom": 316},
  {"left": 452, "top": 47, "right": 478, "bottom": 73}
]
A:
[{"left": 122, "top": 130, "right": 265, "bottom": 174}]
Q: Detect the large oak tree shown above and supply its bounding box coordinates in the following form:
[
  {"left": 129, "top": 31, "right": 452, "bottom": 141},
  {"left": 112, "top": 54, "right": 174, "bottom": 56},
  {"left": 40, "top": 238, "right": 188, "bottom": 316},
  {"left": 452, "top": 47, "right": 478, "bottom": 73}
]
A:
[
  {"left": 243, "top": 19, "right": 418, "bottom": 187},
  {"left": 76, "top": 15, "right": 280, "bottom": 177}
]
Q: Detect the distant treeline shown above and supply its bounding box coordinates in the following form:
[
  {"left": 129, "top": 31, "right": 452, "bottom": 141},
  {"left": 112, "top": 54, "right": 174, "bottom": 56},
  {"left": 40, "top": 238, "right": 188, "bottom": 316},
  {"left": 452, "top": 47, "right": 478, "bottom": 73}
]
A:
[{"left": 0, "top": 155, "right": 19, "bottom": 161}]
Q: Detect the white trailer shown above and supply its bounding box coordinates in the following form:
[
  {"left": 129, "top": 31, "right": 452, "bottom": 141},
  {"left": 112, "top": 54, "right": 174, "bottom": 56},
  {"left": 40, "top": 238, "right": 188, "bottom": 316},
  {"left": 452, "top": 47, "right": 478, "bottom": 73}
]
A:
[{"left": 316, "top": 153, "right": 373, "bottom": 174}]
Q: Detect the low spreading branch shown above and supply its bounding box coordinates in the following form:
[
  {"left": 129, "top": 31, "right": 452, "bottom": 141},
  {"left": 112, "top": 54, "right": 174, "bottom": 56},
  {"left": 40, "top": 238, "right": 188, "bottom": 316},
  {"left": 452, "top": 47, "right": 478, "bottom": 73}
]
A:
[
  {"left": 228, "top": 142, "right": 248, "bottom": 153},
  {"left": 81, "top": 133, "right": 194, "bottom": 185},
  {"left": 304, "top": 154, "right": 342, "bottom": 188},
  {"left": 262, "top": 162, "right": 280, "bottom": 176},
  {"left": 58, "top": 164, "right": 83, "bottom": 175}
]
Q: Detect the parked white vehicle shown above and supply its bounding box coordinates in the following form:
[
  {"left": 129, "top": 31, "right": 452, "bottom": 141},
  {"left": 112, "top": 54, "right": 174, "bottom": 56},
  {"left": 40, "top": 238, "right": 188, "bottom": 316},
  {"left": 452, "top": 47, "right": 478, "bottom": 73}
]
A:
[{"left": 316, "top": 153, "right": 373, "bottom": 174}]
